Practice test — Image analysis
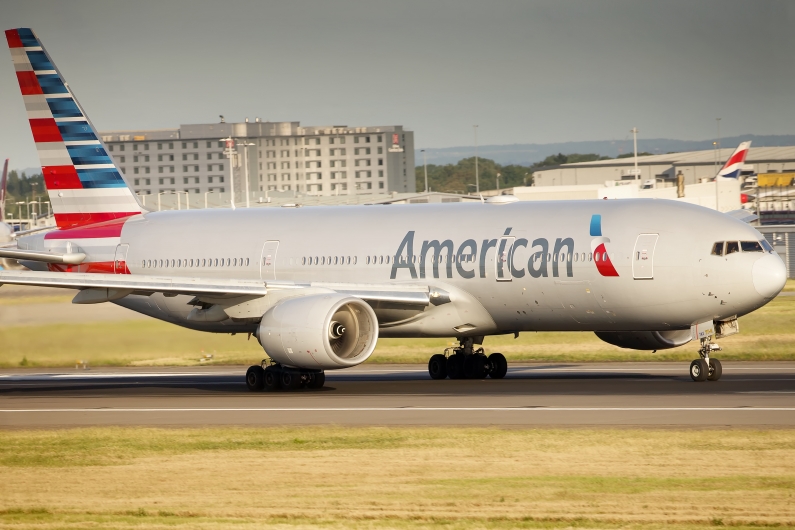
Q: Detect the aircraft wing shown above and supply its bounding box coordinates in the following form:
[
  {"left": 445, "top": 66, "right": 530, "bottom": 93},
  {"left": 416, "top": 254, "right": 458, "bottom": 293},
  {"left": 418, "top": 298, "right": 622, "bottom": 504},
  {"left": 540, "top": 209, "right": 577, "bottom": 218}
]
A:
[{"left": 0, "top": 269, "right": 438, "bottom": 306}]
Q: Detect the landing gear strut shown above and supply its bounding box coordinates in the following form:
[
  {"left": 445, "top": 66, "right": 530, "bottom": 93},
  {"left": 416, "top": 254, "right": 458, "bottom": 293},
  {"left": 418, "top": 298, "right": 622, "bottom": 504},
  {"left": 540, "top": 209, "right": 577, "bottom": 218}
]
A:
[
  {"left": 427, "top": 338, "right": 508, "bottom": 380},
  {"left": 246, "top": 360, "right": 325, "bottom": 392},
  {"left": 689, "top": 339, "right": 722, "bottom": 382}
]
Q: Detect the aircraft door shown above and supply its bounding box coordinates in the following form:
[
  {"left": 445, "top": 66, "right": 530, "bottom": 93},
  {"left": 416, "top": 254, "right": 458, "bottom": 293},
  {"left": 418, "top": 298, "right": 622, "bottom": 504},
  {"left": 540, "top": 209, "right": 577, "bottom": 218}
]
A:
[
  {"left": 632, "top": 234, "right": 659, "bottom": 279},
  {"left": 114, "top": 244, "right": 129, "bottom": 274},
  {"left": 495, "top": 236, "right": 515, "bottom": 281},
  {"left": 260, "top": 240, "right": 279, "bottom": 281}
]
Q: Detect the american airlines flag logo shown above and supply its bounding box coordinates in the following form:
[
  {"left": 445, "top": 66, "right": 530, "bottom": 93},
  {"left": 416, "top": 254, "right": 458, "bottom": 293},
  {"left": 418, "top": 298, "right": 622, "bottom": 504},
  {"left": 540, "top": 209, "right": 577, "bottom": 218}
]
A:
[{"left": 590, "top": 214, "right": 619, "bottom": 277}]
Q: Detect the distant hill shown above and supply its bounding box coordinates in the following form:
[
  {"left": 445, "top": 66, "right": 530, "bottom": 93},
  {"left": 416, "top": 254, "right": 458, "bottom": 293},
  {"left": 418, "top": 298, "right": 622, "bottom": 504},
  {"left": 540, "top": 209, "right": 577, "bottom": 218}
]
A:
[{"left": 415, "top": 134, "right": 795, "bottom": 167}]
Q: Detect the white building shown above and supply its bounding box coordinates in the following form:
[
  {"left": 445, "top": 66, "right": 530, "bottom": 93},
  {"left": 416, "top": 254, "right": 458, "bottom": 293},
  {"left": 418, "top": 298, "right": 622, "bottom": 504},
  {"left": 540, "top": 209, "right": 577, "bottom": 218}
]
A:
[{"left": 100, "top": 121, "right": 415, "bottom": 203}]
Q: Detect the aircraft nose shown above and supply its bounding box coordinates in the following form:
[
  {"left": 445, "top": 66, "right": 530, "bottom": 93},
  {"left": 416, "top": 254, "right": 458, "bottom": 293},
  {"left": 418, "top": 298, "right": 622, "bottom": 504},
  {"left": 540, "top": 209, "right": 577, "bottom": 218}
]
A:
[{"left": 752, "top": 253, "right": 787, "bottom": 299}]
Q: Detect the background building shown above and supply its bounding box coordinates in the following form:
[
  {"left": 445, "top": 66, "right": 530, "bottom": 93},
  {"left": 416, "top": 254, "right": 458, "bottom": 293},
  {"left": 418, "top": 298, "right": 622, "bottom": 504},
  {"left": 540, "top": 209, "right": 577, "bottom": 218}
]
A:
[
  {"left": 100, "top": 121, "right": 415, "bottom": 205},
  {"left": 533, "top": 146, "right": 795, "bottom": 187}
]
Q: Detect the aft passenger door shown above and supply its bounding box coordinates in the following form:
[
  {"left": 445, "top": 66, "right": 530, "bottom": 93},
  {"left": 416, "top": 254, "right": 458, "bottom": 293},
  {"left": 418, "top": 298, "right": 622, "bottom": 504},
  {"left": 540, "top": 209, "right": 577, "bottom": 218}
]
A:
[
  {"left": 260, "top": 241, "right": 279, "bottom": 281},
  {"left": 495, "top": 236, "right": 515, "bottom": 281},
  {"left": 632, "top": 234, "right": 659, "bottom": 279},
  {"left": 113, "top": 244, "right": 129, "bottom": 274}
]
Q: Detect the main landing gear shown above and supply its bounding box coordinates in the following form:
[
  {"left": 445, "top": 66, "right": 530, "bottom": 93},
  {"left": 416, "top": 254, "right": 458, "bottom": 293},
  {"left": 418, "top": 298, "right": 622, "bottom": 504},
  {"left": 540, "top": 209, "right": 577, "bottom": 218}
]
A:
[
  {"left": 689, "top": 339, "right": 722, "bottom": 382},
  {"left": 427, "top": 337, "right": 508, "bottom": 380},
  {"left": 246, "top": 361, "right": 325, "bottom": 392}
]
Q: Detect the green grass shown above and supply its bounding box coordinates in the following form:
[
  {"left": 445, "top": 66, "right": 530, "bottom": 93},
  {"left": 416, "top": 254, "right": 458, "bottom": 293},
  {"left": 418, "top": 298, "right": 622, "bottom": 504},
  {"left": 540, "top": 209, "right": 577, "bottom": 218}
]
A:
[
  {"left": 1, "top": 427, "right": 794, "bottom": 529},
  {"left": 2, "top": 296, "right": 795, "bottom": 367}
]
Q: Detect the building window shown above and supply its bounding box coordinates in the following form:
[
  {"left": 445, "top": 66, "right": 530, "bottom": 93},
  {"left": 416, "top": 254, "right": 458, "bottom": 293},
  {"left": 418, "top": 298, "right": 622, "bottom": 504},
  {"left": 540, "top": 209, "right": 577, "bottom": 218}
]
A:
[
  {"left": 193, "top": 153, "right": 198, "bottom": 160},
  {"left": 379, "top": 181, "right": 384, "bottom": 189},
  {"left": 182, "top": 142, "right": 187, "bottom": 149},
  {"left": 170, "top": 166, "right": 175, "bottom": 173},
  {"left": 206, "top": 141, "right": 212, "bottom": 148},
  {"left": 119, "top": 156, "right": 126, "bottom": 163},
  {"left": 281, "top": 161, "right": 290, "bottom": 169},
  {"left": 378, "top": 147, "right": 383, "bottom": 154},
  {"left": 134, "top": 178, "right": 140, "bottom": 186},
  {"left": 134, "top": 167, "right": 139, "bottom": 174},
  {"left": 145, "top": 167, "right": 150, "bottom": 174},
  {"left": 120, "top": 145, "right": 125, "bottom": 152},
  {"left": 158, "top": 143, "right": 162, "bottom": 150},
  {"left": 378, "top": 158, "right": 383, "bottom": 166},
  {"left": 379, "top": 170, "right": 384, "bottom": 178},
  {"left": 193, "top": 142, "right": 198, "bottom": 148}
]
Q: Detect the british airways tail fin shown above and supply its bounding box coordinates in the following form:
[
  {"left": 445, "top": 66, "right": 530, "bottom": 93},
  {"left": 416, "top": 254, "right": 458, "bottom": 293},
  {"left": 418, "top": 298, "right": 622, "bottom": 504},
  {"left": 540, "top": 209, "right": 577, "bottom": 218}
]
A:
[
  {"left": 716, "top": 141, "right": 752, "bottom": 179},
  {"left": 0, "top": 158, "right": 8, "bottom": 221},
  {"left": 5, "top": 28, "right": 143, "bottom": 229}
]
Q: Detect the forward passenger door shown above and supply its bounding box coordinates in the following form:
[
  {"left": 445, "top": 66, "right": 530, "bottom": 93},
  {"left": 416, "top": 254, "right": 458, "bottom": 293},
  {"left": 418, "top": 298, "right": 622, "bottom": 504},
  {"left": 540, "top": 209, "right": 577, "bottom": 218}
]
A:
[{"left": 260, "top": 241, "right": 279, "bottom": 281}]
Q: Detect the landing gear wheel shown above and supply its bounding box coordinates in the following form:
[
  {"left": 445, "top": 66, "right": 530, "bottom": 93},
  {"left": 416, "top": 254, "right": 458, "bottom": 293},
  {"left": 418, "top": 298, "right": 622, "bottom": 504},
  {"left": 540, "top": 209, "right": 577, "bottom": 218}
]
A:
[
  {"left": 245, "top": 366, "right": 265, "bottom": 391},
  {"left": 690, "top": 359, "right": 709, "bottom": 382},
  {"left": 428, "top": 354, "right": 448, "bottom": 380},
  {"left": 281, "top": 370, "right": 302, "bottom": 390},
  {"left": 306, "top": 371, "right": 325, "bottom": 389},
  {"left": 488, "top": 353, "right": 508, "bottom": 379},
  {"left": 464, "top": 354, "right": 488, "bottom": 379},
  {"left": 263, "top": 367, "right": 281, "bottom": 391},
  {"left": 447, "top": 353, "right": 464, "bottom": 380},
  {"left": 708, "top": 358, "right": 722, "bottom": 381}
]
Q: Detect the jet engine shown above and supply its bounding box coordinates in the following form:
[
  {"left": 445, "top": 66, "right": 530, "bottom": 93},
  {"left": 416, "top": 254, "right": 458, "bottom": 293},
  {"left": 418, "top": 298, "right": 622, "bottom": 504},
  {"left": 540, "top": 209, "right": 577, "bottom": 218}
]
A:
[
  {"left": 257, "top": 293, "right": 379, "bottom": 370},
  {"left": 594, "top": 329, "right": 693, "bottom": 350}
]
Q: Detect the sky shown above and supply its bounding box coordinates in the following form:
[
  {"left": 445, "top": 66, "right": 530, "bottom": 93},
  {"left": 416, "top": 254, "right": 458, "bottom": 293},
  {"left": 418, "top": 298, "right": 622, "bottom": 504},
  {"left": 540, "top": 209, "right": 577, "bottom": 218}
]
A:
[{"left": 1, "top": 0, "right": 794, "bottom": 170}]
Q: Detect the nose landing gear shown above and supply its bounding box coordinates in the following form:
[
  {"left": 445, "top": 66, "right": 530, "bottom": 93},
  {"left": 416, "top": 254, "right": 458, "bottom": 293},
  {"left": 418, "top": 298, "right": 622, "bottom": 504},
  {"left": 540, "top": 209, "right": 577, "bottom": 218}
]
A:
[
  {"left": 427, "top": 338, "right": 508, "bottom": 380},
  {"left": 246, "top": 360, "right": 325, "bottom": 391},
  {"left": 689, "top": 340, "right": 722, "bottom": 382}
]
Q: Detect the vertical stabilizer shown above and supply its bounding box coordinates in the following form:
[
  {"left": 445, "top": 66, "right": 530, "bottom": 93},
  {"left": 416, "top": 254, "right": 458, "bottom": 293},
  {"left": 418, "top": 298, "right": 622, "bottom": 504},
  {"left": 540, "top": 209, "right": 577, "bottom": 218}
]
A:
[
  {"left": 716, "top": 141, "right": 752, "bottom": 179},
  {"left": 5, "top": 28, "right": 143, "bottom": 229},
  {"left": 0, "top": 158, "right": 7, "bottom": 221}
]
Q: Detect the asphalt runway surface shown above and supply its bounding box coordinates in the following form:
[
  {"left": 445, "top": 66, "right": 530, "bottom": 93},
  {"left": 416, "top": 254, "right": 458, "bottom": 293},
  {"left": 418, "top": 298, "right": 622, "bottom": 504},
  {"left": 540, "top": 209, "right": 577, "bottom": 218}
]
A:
[{"left": 1, "top": 362, "right": 794, "bottom": 428}]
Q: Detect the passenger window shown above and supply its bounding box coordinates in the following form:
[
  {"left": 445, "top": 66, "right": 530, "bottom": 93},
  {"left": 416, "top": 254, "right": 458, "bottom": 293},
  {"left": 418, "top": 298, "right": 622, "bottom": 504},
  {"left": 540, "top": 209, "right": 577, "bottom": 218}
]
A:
[
  {"left": 726, "top": 242, "right": 740, "bottom": 255},
  {"left": 741, "top": 241, "right": 763, "bottom": 253},
  {"left": 711, "top": 242, "right": 724, "bottom": 256},
  {"left": 594, "top": 252, "right": 600, "bottom": 262}
]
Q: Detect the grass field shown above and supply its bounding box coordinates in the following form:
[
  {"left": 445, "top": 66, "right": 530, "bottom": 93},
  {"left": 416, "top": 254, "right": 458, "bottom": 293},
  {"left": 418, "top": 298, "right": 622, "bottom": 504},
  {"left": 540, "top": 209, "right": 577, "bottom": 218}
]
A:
[
  {"left": 0, "top": 427, "right": 793, "bottom": 529},
  {"left": 2, "top": 288, "right": 795, "bottom": 367}
]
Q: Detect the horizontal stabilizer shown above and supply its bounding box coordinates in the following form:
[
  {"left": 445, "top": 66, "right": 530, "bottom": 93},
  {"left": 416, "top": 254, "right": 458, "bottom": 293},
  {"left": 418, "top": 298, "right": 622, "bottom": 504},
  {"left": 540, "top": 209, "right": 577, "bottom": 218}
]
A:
[
  {"left": 724, "top": 209, "right": 759, "bottom": 224},
  {"left": 0, "top": 248, "right": 85, "bottom": 264}
]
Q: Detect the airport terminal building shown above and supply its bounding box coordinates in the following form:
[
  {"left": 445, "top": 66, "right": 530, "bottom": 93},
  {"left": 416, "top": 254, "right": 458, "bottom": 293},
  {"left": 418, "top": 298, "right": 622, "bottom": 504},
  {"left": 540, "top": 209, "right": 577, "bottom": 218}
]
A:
[
  {"left": 99, "top": 121, "right": 415, "bottom": 201},
  {"left": 533, "top": 146, "right": 795, "bottom": 186}
]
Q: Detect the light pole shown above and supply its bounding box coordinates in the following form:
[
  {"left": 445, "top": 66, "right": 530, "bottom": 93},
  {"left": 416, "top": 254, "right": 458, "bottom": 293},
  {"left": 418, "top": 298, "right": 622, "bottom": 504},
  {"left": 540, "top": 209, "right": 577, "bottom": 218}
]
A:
[
  {"left": 175, "top": 190, "right": 189, "bottom": 210},
  {"left": 496, "top": 172, "right": 501, "bottom": 192},
  {"left": 221, "top": 137, "right": 237, "bottom": 208},
  {"left": 715, "top": 118, "right": 722, "bottom": 212},
  {"left": 630, "top": 127, "right": 639, "bottom": 181},
  {"left": 473, "top": 125, "right": 479, "bottom": 193},
  {"left": 237, "top": 141, "right": 255, "bottom": 208},
  {"left": 157, "top": 191, "right": 172, "bottom": 212},
  {"left": 422, "top": 149, "right": 428, "bottom": 192}
]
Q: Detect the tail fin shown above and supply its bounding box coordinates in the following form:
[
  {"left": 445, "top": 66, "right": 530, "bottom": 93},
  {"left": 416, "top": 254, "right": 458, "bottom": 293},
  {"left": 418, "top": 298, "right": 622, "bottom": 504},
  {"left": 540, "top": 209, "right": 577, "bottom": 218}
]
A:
[
  {"left": 5, "top": 28, "right": 143, "bottom": 229},
  {"left": 716, "top": 141, "right": 752, "bottom": 179},
  {"left": 0, "top": 158, "right": 7, "bottom": 221}
]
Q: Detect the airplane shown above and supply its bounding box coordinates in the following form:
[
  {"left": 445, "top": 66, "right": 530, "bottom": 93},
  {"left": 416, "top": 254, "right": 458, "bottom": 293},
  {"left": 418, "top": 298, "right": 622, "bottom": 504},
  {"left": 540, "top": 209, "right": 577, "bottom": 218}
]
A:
[{"left": 0, "top": 28, "right": 787, "bottom": 390}]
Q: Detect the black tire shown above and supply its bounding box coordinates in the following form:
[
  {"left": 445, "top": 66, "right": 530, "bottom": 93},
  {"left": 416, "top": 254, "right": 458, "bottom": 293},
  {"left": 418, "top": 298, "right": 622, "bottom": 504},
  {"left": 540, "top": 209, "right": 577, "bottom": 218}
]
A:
[
  {"left": 428, "top": 354, "right": 448, "bottom": 379},
  {"left": 447, "top": 353, "right": 464, "bottom": 379},
  {"left": 708, "top": 358, "right": 722, "bottom": 381},
  {"left": 464, "top": 354, "right": 488, "bottom": 379},
  {"left": 690, "top": 359, "right": 709, "bottom": 382},
  {"left": 245, "top": 365, "right": 265, "bottom": 391},
  {"left": 307, "top": 372, "right": 325, "bottom": 389},
  {"left": 281, "top": 370, "right": 302, "bottom": 390},
  {"left": 488, "top": 353, "right": 508, "bottom": 379},
  {"left": 263, "top": 367, "right": 281, "bottom": 391}
]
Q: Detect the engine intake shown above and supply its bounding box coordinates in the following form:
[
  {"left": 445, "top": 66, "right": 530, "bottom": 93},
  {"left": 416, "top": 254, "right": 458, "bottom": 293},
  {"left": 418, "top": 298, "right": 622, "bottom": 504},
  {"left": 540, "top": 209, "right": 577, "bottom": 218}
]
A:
[
  {"left": 594, "top": 329, "right": 692, "bottom": 350},
  {"left": 257, "top": 293, "right": 379, "bottom": 370}
]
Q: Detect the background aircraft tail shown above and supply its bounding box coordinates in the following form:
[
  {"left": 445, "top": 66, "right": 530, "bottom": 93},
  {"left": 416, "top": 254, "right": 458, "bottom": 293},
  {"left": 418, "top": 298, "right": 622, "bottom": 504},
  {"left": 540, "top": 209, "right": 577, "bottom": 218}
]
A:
[
  {"left": 5, "top": 28, "right": 143, "bottom": 229},
  {"left": 0, "top": 158, "right": 7, "bottom": 221},
  {"left": 716, "top": 141, "right": 752, "bottom": 179}
]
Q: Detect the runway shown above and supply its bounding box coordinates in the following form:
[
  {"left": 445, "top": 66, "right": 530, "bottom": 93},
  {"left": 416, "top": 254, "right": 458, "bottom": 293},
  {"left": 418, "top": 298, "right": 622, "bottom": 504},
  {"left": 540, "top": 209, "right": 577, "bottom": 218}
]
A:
[{"left": 1, "top": 362, "right": 794, "bottom": 427}]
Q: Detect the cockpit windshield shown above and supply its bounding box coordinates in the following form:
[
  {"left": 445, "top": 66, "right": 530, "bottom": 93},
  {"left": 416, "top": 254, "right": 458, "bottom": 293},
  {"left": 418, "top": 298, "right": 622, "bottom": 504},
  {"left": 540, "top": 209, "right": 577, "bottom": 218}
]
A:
[{"left": 711, "top": 240, "right": 772, "bottom": 256}]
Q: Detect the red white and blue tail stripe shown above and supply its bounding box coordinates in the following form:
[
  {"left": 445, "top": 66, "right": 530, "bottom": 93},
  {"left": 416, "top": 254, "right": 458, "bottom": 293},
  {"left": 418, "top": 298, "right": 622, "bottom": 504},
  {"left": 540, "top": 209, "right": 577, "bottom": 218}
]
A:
[
  {"left": 5, "top": 28, "right": 143, "bottom": 230},
  {"left": 716, "top": 141, "right": 752, "bottom": 179}
]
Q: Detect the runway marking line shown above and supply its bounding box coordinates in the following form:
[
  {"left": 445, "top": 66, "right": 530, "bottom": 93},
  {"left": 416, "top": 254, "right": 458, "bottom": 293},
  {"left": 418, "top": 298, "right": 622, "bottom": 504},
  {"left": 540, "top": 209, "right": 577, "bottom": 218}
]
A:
[{"left": 2, "top": 407, "right": 795, "bottom": 413}]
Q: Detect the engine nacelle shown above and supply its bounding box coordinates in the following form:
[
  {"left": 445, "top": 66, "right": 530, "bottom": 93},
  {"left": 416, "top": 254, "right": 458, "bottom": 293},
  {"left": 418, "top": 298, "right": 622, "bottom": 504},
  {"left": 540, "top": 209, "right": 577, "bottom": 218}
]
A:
[
  {"left": 594, "top": 329, "right": 692, "bottom": 350},
  {"left": 257, "top": 293, "right": 379, "bottom": 370}
]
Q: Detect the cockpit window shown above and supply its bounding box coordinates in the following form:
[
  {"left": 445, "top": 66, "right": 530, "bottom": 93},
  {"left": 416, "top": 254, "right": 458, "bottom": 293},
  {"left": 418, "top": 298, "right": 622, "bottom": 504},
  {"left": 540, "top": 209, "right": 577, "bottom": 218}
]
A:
[
  {"left": 725, "top": 241, "right": 740, "bottom": 255},
  {"left": 711, "top": 242, "right": 724, "bottom": 256},
  {"left": 741, "top": 241, "right": 763, "bottom": 253},
  {"left": 761, "top": 240, "right": 774, "bottom": 253}
]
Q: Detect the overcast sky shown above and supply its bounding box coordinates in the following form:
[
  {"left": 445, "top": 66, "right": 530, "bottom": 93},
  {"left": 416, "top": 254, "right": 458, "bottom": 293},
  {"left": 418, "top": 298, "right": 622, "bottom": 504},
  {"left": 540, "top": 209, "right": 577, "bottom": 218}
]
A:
[{"left": 2, "top": 0, "right": 794, "bottom": 169}]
